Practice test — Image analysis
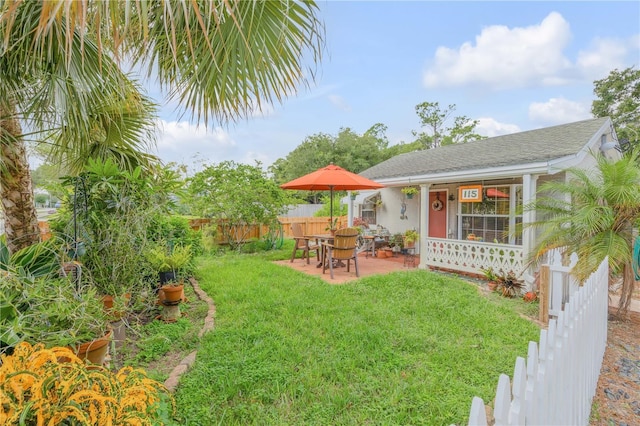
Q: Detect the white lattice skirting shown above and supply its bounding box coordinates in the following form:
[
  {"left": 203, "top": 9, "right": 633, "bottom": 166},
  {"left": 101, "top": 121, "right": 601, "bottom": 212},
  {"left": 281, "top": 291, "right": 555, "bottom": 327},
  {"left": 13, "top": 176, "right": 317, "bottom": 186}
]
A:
[{"left": 424, "top": 237, "right": 524, "bottom": 276}]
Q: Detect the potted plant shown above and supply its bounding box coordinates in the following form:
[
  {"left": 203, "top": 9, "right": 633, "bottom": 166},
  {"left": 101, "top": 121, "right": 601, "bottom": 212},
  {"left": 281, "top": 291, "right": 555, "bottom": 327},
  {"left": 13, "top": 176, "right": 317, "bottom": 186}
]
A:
[
  {"left": 389, "top": 233, "right": 404, "bottom": 253},
  {"left": 401, "top": 186, "right": 419, "bottom": 199},
  {"left": 403, "top": 229, "right": 419, "bottom": 249},
  {"left": 0, "top": 272, "right": 110, "bottom": 364},
  {"left": 495, "top": 270, "right": 525, "bottom": 298},
  {"left": 350, "top": 190, "right": 359, "bottom": 200},
  {"left": 146, "top": 243, "right": 193, "bottom": 284},
  {"left": 325, "top": 218, "right": 339, "bottom": 236},
  {"left": 158, "top": 279, "right": 185, "bottom": 304},
  {"left": 481, "top": 267, "right": 499, "bottom": 291}
]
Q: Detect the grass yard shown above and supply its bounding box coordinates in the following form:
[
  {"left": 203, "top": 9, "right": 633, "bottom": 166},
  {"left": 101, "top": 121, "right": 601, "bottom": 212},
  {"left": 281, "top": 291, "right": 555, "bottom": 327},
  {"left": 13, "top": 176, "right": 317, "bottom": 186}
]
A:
[{"left": 172, "top": 251, "right": 540, "bottom": 425}]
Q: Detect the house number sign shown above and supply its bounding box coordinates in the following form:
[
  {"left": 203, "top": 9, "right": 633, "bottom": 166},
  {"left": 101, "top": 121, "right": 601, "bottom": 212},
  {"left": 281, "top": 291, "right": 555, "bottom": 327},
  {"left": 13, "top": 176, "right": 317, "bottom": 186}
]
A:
[{"left": 458, "top": 185, "right": 483, "bottom": 202}]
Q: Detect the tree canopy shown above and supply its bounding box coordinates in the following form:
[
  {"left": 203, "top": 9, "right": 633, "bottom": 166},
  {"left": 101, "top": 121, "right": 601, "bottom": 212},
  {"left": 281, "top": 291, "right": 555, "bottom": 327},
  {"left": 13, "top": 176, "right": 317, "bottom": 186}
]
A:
[
  {"left": 186, "top": 161, "right": 295, "bottom": 248},
  {"left": 412, "top": 101, "right": 484, "bottom": 149},
  {"left": 0, "top": 0, "right": 325, "bottom": 252},
  {"left": 591, "top": 67, "right": 640, "bottom": 152}
]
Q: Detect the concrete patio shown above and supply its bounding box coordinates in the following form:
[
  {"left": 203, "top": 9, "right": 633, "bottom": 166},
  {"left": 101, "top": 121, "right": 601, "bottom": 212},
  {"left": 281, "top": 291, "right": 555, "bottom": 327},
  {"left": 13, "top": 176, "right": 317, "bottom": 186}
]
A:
[{"left": 274, "top": 251, "right": 420, "bottom": 284}]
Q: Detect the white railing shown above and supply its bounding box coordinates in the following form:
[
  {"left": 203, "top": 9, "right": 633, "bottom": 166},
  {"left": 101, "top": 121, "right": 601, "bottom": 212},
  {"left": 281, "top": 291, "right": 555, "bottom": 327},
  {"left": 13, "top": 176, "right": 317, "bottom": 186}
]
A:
[
  {"left": 424, "top": 237, "right": 524, "bottom": 276},
  {"left": 467, "top": 255, "right": 609, "bottom": 425}
]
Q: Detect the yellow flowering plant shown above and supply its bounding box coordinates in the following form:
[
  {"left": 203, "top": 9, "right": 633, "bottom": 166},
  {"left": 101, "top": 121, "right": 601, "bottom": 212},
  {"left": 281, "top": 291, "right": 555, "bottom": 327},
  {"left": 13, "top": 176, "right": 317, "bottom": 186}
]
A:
[{"left": 0, "top": 342, "right": 175, "bottom": 425}]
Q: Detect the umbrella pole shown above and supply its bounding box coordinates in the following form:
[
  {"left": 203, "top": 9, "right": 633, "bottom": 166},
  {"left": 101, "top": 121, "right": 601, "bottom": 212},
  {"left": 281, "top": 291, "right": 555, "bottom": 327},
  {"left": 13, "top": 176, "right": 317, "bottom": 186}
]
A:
[{"left": 330, "top": 186, "right": 334, "bottom": 228}]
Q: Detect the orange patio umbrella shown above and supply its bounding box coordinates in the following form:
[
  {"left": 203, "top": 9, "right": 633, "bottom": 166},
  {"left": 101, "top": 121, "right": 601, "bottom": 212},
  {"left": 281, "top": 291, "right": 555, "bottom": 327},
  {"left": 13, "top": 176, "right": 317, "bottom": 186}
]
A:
[
  {"left": 280, "top": 163, "right": 384, "bottom": 225},
  {"left": 486, "top": 188, "right": 509, "bottom": 198}
]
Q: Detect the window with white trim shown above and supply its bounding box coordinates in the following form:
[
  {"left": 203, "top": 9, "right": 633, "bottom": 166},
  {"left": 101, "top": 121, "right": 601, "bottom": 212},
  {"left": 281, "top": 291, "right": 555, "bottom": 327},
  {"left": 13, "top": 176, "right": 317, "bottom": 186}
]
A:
[
  {"left": 361, "top": 194, "right": 380, "bottom": 225},
  {"left": 458, "top": 185, "right": 522, "bottom": 244}
]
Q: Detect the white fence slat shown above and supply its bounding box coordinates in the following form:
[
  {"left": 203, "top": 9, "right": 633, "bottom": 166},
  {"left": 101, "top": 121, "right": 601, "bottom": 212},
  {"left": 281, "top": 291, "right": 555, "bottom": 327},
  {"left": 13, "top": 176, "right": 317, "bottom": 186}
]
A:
[
  {"left": 509, "top": 357, "right": 526, "bottom": 424},
  {"left": 468, "top": 397, "right": 488, "bottom": 426},
  {"left": 465, "top": 254, "right": 608, "bottom": 426},
  {"left": 493, "top": 374, "right": 511, "bottom": 425},
  {"left": 525, "top": 341, "right": 538, "bottom": 424}
]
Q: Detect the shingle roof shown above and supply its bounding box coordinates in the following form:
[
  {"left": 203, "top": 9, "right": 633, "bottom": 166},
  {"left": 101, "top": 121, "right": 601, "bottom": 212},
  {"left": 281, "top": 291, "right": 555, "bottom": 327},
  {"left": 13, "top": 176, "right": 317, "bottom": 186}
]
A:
[{"left": 360, "top": 118, "right": 609, "bottom": 180}]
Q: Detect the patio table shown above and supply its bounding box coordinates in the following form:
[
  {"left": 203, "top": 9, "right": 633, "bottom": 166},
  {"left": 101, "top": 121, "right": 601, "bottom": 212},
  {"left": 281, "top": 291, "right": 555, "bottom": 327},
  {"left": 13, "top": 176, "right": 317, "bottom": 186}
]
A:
[{"left": 305, "top": 234, "right": 338, "bottom": 268}]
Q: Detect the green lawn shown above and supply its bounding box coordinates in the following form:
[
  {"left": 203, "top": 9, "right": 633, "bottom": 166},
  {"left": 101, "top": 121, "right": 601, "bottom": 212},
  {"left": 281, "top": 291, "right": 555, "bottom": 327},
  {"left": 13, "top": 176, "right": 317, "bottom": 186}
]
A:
[{"left": 173, "top": 251, "right": 539, "bottom": 425}]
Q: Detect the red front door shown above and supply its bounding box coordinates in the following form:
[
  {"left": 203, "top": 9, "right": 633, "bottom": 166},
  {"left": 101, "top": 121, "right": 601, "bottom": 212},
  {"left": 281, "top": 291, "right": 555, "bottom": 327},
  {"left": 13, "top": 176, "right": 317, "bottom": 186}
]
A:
[{"left": 428, "top": 192, "right": 447, "bottom": 238}]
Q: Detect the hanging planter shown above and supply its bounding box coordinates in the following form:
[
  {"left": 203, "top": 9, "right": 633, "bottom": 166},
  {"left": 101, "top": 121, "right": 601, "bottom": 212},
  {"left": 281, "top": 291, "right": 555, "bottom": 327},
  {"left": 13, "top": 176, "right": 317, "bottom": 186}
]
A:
[{"left": 401, "top": 186, "right": 419, "bottom": 199}]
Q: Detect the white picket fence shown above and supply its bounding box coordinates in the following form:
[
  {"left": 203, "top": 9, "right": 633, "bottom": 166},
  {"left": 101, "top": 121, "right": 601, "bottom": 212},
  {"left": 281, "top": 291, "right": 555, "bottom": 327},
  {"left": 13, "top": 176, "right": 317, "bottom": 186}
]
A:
[{"left": 467, "top": 255, "right": 609, "bottom": 425}]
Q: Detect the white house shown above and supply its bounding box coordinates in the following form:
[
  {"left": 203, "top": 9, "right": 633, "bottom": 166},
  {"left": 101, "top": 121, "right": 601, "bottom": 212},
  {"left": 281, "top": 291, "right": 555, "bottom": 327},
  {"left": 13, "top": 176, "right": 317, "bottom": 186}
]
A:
[{"left": 348, "top": 117, "right": 622, "bottom": 287}]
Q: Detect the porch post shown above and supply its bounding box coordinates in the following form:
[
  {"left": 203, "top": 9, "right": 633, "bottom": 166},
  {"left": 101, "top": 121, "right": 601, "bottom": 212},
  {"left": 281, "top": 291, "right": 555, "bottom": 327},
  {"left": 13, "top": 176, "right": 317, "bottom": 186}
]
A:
[
  {"left": 522, "top": 174, "right": 538, "bottom": 290},
  {"left": 347, "top": 191, "right": 354, "bottom": 227},
  {"left": 418, "top": 183, "right": 431, "bottom": 270}
]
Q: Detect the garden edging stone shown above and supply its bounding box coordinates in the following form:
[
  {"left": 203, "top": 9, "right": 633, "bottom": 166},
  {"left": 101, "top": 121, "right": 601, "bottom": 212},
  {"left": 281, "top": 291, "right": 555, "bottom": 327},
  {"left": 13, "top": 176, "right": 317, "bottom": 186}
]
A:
[{"left": 164, "top": 277, "right": 216, "bottom": 392}]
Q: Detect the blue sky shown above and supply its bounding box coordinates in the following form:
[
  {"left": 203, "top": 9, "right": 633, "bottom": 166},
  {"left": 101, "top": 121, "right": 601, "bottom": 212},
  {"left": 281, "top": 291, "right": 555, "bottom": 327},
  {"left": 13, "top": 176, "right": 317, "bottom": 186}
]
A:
[{"left": 150, "top": 1, "right": 640, "bottom": 172}]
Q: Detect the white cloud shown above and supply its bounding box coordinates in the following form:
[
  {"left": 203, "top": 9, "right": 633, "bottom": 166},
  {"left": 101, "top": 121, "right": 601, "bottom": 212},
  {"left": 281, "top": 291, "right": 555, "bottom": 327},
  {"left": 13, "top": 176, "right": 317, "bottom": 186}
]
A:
[
  {"left": 475, "top": 118, "right": 521, "bottom": 137},
  {"left": 153, "top": 120, "right": 237, "bottom": 166},
  {"left": 577, "top": 35, "right": 637, "bottom": 80},
  {"left": 328, "top": 94, "right": 351, "bottom": 112},
  {"left": 424, "top": 12, "right": 574, "bottom": 89},
  {"left": 528, "top": 97, "right": 591, "bottom": 125}
]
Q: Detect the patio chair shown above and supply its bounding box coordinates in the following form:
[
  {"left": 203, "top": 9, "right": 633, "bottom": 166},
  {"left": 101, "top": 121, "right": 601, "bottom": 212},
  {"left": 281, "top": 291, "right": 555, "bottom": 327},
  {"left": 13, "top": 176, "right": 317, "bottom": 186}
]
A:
[
  {"left": 322, "top": 227, "right": 360, "bottom": 279},
  {"left": 290, "top": 222, "right": 320, "bottom": 264}
]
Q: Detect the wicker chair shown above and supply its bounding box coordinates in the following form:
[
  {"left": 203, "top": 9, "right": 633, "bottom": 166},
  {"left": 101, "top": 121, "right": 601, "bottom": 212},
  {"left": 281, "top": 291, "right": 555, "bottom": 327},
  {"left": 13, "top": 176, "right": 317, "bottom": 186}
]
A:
[
  {"left": 290, "top": 222, "right": 319, "bottom": 264},
  {"left": 322, "top": 227, "right": 360, "bottom": 279}
]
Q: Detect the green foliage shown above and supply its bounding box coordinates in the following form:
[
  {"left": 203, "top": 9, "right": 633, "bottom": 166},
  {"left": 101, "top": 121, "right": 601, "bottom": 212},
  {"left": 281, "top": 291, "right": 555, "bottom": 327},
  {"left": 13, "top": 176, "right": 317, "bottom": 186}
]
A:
[
  {"left": 526, "top": 150, "right": 640, "bottom": 314},
  {"left": 0, "top": 236, "right": 61, "bottom": 278},
  {"left": 401, "top": 186, "right": 419, "bottom": 195},
  {"left": 480, "top": 266, "right": 498, "bottom": 282},
  {"left": 145, "top": 244, "right": 193, "bottom": 274},
  {"left": 591, "top": 67, "right": 640, "bottom": 150},
  {"left": 0, "top": 273, "right": 107, "bottom": 353},
  {"left": 0, "top": 0, "right": 324, "bottom": 252},
  {"left": 412, "top": 101, "right": 484, "bottom": 149},
  {"left": 148, "top": 215, "right": 203, "bottom": 255},
  {"left": 186, "top": 161, "right": 294, "bottom": 249},
  {"left": 403, "top": 229, "right": 419, "bottom": 244},
  {"left": 313, "top": 194, "right": 348, "bottom": 218},
  {"left": 51, "top": 158, "right": 181, "bottom": 296},
  {"left": 269, "top": 124, "right": 392, "bottom": 200}
]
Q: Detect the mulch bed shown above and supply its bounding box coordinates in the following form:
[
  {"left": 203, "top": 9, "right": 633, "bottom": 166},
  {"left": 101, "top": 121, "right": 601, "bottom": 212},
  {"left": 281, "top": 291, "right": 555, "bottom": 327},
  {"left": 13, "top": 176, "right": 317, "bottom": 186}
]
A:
[{"left": 590, "top": 309, "right": 640, "bottom": 425}]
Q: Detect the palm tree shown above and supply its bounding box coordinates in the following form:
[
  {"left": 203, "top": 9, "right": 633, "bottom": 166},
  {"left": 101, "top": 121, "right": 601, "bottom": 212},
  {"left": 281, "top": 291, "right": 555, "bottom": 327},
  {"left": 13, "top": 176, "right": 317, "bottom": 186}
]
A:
[
  {"left": 526, "top": 149, "right": 640, "bottom": 317},
  {"left": 0, "top": 0, "right": 324, "bottom": 253}
]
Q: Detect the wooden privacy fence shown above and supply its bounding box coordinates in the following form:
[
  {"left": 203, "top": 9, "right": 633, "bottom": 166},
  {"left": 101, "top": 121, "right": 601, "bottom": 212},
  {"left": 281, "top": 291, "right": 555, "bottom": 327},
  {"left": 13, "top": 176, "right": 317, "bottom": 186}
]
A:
[
  {"left": 467, "top": 254, "right": 609, "bottom": 425},
  {"left": 189, "top": 216, "right": 347, "bottom": 244}
]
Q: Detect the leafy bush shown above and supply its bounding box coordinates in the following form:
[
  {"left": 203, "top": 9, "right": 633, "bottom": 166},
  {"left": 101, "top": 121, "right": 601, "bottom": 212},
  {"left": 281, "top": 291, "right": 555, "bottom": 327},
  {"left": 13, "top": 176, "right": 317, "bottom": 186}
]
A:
[
  {"left": 0, "top": 273, "right": 108, "bottom": 355},
  {"left": 0, "top": 342, "right": 174, "bottom": 425},
  {"left": 496, "top": 270, "right": 526, "bottom": 298},
  {"left": 0, "top": 236, "right": 61, "bottom": 278},
  {"left": 148, "top": 215, "right": 203, "bottom": 255}
]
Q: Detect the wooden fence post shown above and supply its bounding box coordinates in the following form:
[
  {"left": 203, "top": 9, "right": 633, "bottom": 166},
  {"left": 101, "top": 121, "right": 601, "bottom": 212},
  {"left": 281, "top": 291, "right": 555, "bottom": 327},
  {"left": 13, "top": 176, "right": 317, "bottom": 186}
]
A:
[{"left": 539, "top": 264, "right": 550, "bottom": 324}]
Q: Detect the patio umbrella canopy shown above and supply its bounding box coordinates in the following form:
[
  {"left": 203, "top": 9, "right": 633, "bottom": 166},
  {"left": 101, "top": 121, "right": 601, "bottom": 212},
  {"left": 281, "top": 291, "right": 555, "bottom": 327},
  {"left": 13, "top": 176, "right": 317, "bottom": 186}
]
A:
[
  {"left": 280, "top": 163, "right": 384, "bottom": 225},
  {"left": 486, "top": 188, "right": 509, "bottom": 198}
]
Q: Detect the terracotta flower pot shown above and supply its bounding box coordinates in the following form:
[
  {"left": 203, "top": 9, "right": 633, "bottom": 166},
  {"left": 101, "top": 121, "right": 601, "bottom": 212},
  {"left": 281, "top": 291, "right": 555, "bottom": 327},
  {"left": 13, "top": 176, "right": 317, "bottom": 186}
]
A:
[
  {"left": 74, "top": 329, "right": 113, "bottom": 366},
  {"left": 102, "top": 295, "right": 114, "bottom": 310},
  {"left": 101, "top": 293, "right": 131, "bottom": 320},
  {"left": 160, "top": 284, "right": 184, "bottom": 304}
]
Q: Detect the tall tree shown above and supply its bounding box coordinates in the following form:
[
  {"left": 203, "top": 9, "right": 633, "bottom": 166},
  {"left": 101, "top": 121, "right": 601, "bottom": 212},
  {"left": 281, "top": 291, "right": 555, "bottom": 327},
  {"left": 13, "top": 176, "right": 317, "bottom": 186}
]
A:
[
  {"left": 526, "top": 150, "right": 640, "bottom": 318},
  {"left": 0, "top": 0, "right": 324, "bottom": 253},
  {"left": 591, "top": 67, "right": 640, "bottom": 152},
  {"left": 412, "top": 101, "right": 483, "bottom": 149}
]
